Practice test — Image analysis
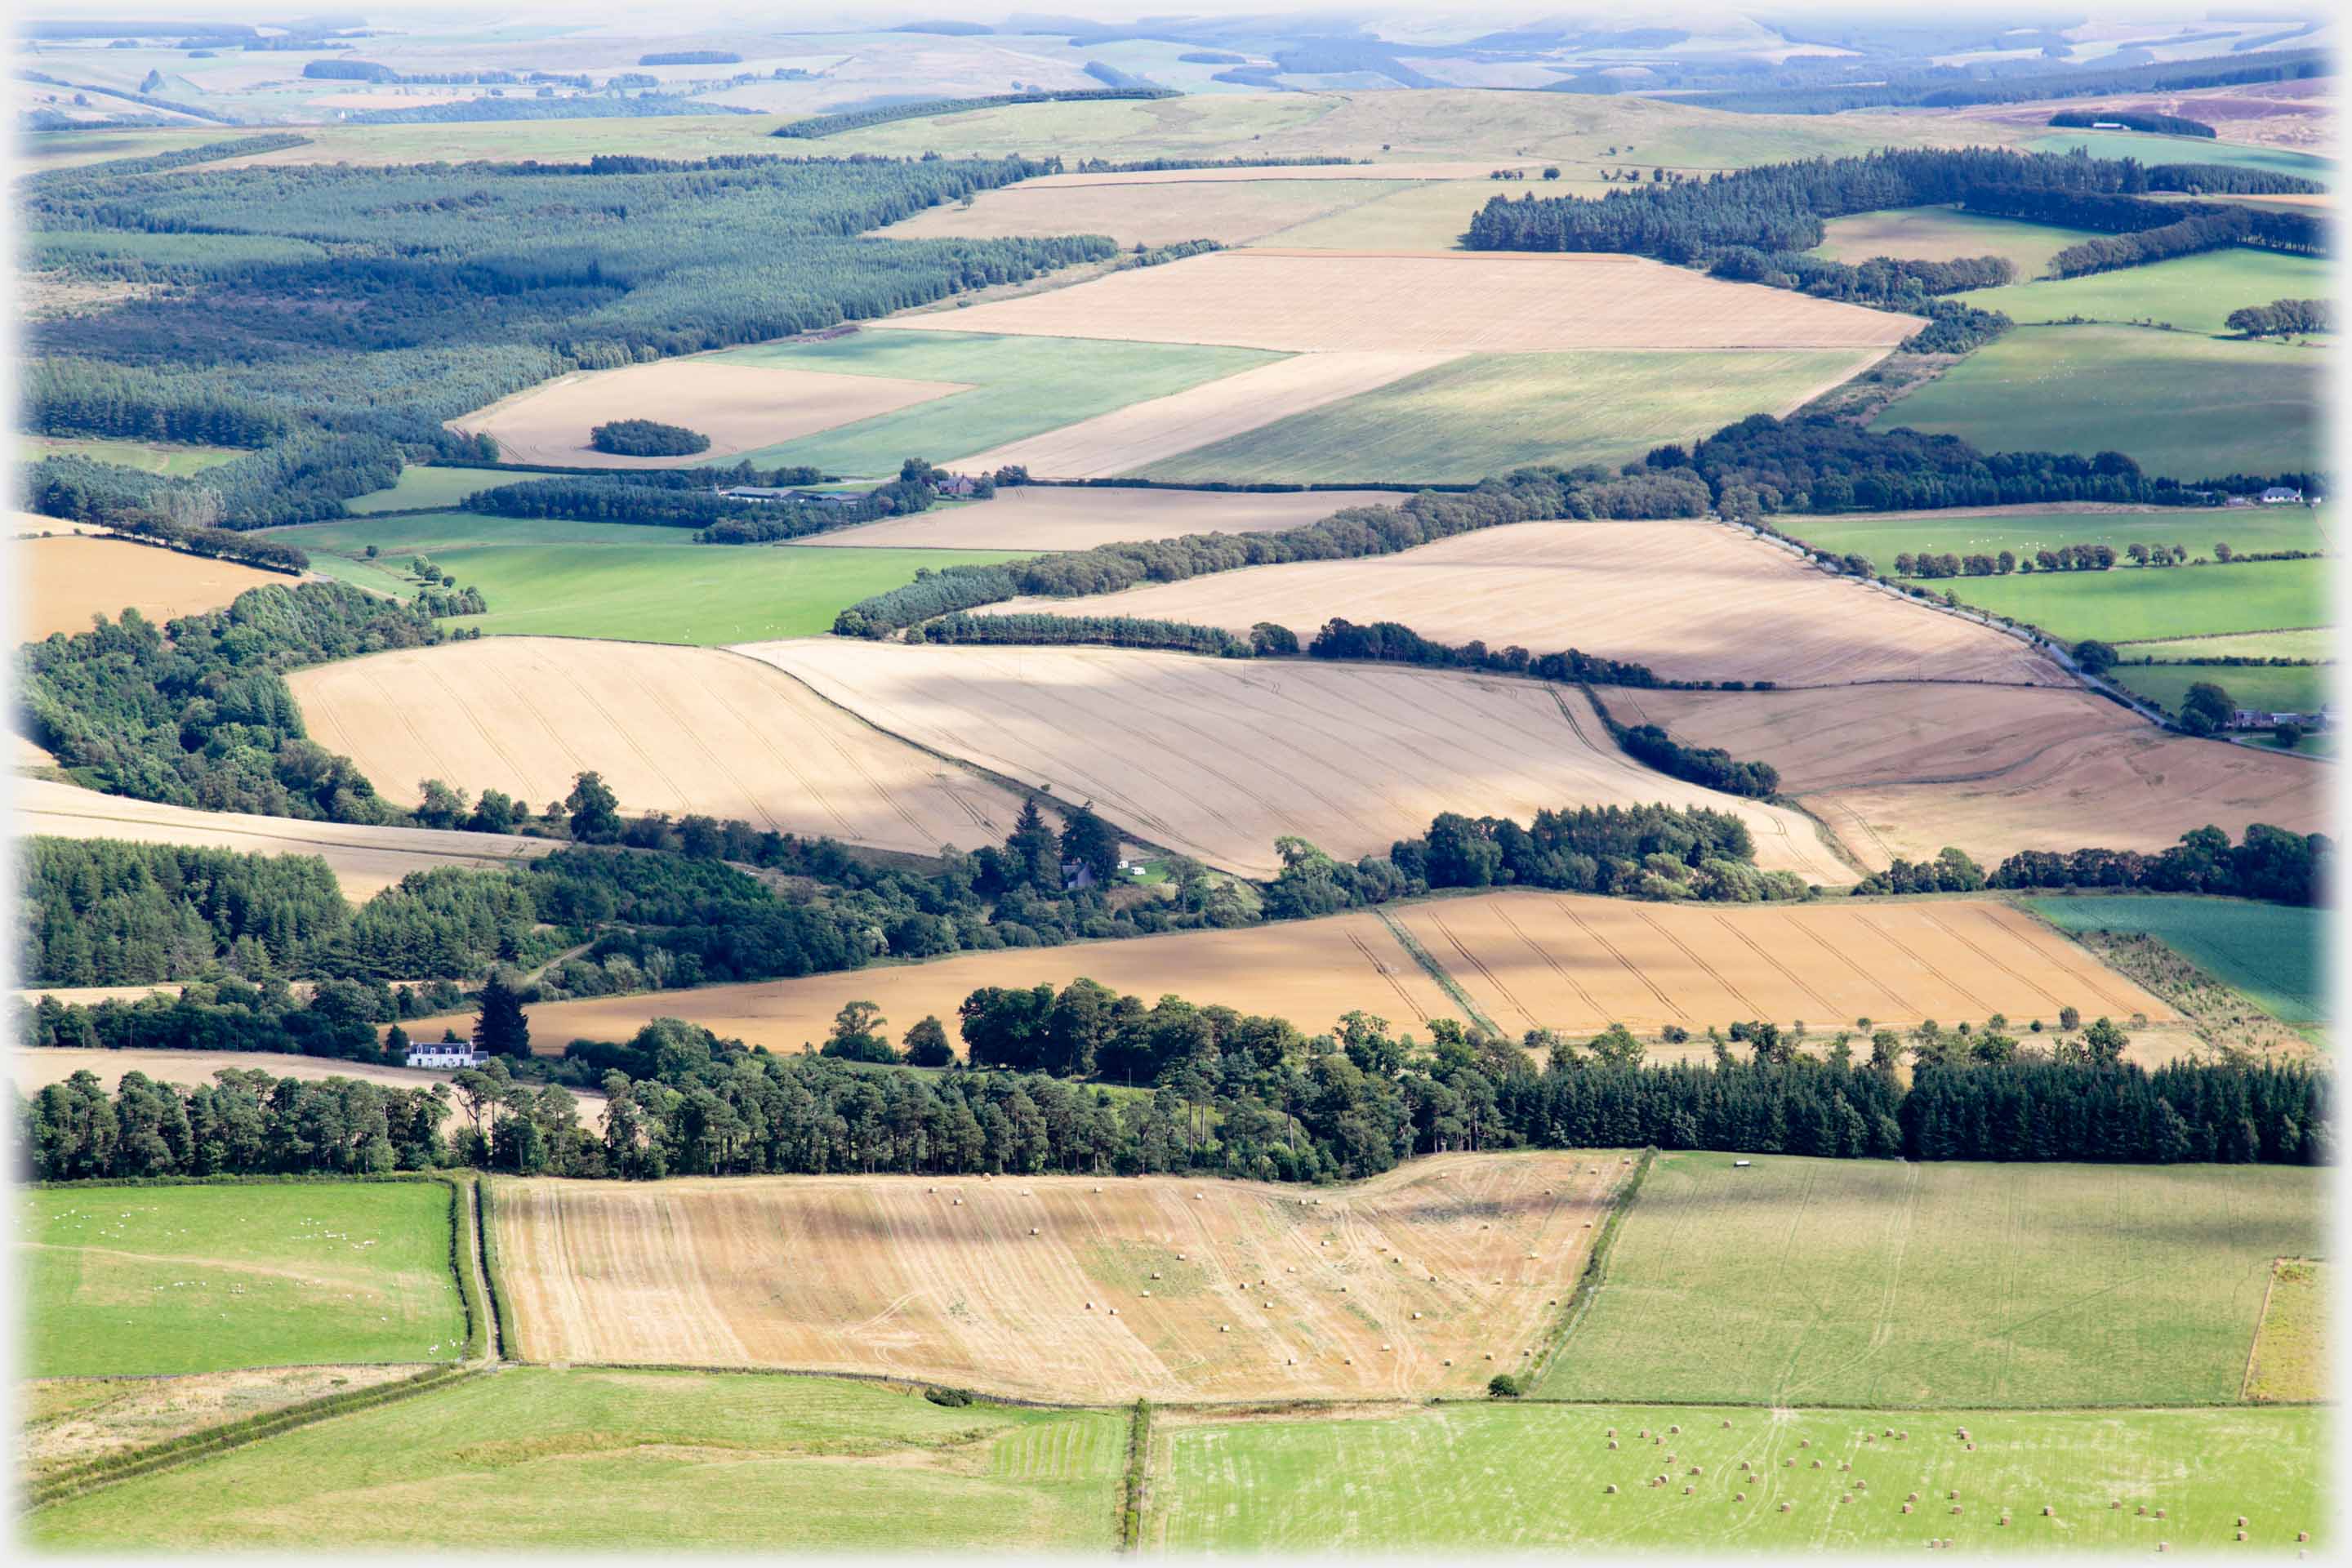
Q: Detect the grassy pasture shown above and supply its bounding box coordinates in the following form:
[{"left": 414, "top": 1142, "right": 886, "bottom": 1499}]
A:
[
  {"left": 20, "top": 435, "right": 245, "bottom": 478},
  {"left": 25, "top": 1368, "right": 1126, "bottom": 1551},
  {"left": 1874, "top": 325, "right": 2324, "bottom": 479},
  {"left": 2026, "top": 897, "right": 2325, "bottom": 1026},
  {"left": 1781, "top": 506, "right": 2329, "bottom": 571},
  {"left": 261, "top": 511, "right": 690, "bottom": 556},
  {"left": 2127, "top": 628, "right": 2335, "bottom": 662},
  {"left": 18, "top": 1182, "right": 466, "bottom": 1377},
  {"left": 341, "top": 466, "right": 574, "bottom": 514},
  {"left": 1148, "top": 1403, "right": 2323, "bottom": 1552},
  {"left": 1951, "top": 247, "right": 2336, "bottom": 336},
  {"left": 1537, "top": 1153, "right": 2319, "bottom": 1407},
  {"left": 2025, "top": 131, "right": 2335, "bottom": 187},
  {"left": 1808, "top": 206, "right": 2098, "bottom": 277},
  {"left": 1135, "top": 350, "right": 1877, "bottom": 483},
  {"left": 2244, "top": 1260, "right": 2325, "bottom": 1403},
  {"left": 425, "top": 541, "right": 1027, "bottom": 644},
  {"left": 1250, "top": 179, "right": 1496, "bottom": 250},
  {"left": 1922, "top": 558, "right": 2325, "bottom": 644},
  {"left": 2108, "top": 662, "right": 2329, "bottom": 718},
  {"left": 717, "top": 331, "right": 1284, "bottom": 476}
]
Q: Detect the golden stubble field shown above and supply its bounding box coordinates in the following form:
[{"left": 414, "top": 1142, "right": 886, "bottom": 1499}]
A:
[
  {"left": 1623, "top": 684, "right": 2330, "bottom": 871},
  {"left": 494, "top": 1152, "right": 1625, "bottom": 1401},
  {"left": 399, "top": 906, "right": 1458, "bottom": 1056},
  {"left": 18, "top": 535, "right": 292, "bottom": 641},
  {"left": 806, "top": 485, "right": 1403, "bottom": 551},
  {"left": 738, "top": 640, "right": 1854, "bottom": 883},
  {"left": 1390, "top": 891, "right": 2176, "bottom": 1037},
  {"left": 973, "top": 521, "right": 2056, "bottom": 688},
  {"left": 879, "top": 250, "right": 1921, "bottom": 353},
  {"left": 286, "top": 638, "right": 1029, "bottom": 857},
  {"left": 448, "top": 359, "right": 969, "bottom": 468},
  {"left": 954, "top": 350, "right": 1463, "bottom": 477},
  {"left": 16, "top": 777, "right": 558, "bottom": 900}
]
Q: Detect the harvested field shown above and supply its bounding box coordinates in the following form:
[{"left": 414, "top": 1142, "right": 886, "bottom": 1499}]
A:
[
  {"left": 805, "top": 485, "right": 1401, "bottom": 551},
  {"left": 1250, "top": 180, "right": 1501, "bottom": 252},
  {"left": 1619, "top": 684, "right": 2329, "bottom": 872},
  {"left": 18, "top": 535, "right": 292, "bottom": 642},
  {"left": 2244, "top": 1259, "right": 2326, "bottom": 1402},
  {"left": 286, "top": 637, "right": 1027, "bottom": 857},
  {"left": 493, "top": 1152, "right": 1625, "bottom": 1401},
  {"left": 1388, "top": 891, "right": 2173, "bottom": 1036},
  {"left": 973, "top": 522, "right": 2054, "bottom": 687},
  {"left": 15, "top": 777, "right": 556, "bottom": 901},
  {"left": 954, "top": 351, "right": 1463, "bottom": 477},
  {"left": 878, "top": 176, "right": 1418, "bottom": 248},
  {"left": 877, "top": 251, "right": 1922, "bottom": 354},
  {"left": 739, "top": 641, "right": 1854, "bottom": 883},
  {"left": 397, "top": 907, "right": 1460, "bottom": 1056},
  {"left": 1809, "top": 205, "right": 2097, "bottom": 277},
  {"left": 448, "top": 359, "right": 969, "bottom": 469},
  {"left": 22, "top": 1365, "right": 421, "bottom": 1485}
]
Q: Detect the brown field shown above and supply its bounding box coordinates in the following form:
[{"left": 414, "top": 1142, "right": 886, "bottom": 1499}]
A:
[
  {"left": 880, "top": 177, "right": 1419, "bottom": 249},
  {"left": 16, "top": 777, "right": 557, "bottom": 901},
  {"left": 876, "top": 250, "right": 1922, "bottom": 354},
  {"left": 804, "top": 486, "right": 1401, "bottom": 551},
  {"left": 739, "top": 640, "right": 1854, "bottom": 883},
  {"left": 953, "top": 351, "right": 1463, "bottom": 477},
  {"left": 399, "top": 907, "right": 1459, "bottom": 1056},
  {"left": 286, "top": 638, "right": 1028, "bottom": 857},
  {"left": 1391, "top": 891, "right": 2176, "bottom": 1038},
  {"left": 18, "top": 535, "right": 292, "bottom": 641},
  {"left": 448, "top": 359, "right": 969, "bottom": 469},
  {"left": 1621, "top": 684, "right": 2330, "bottom": 871},
  {"left": 973, "top": 521, "right": 2056, "bottom": 688},
  {"left": 11, "top": 1049, "right": 607, "bottom": 1129},
  {"left": 1945, "top": 77, "right": 2337, "bottom": 154},
  {"left": 22, "top": 1365, "right": 422, "bottom": 1483},
  {"left": 493, "top": 1152, "right": 1624, "bottom": 1401}
]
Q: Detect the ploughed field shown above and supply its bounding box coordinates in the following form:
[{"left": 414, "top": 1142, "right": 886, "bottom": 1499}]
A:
[
  {"left": 1619, "top": 684, "right": 2328, "bottom": 873},
  {"left": 806, "top": 485, "right": 1405, "bottom": 551},
  {"left": 15, "top": 777, "right": 558, "bottom": 901},
  {"left": 1388, "top": 892, "right": 2175, "bottom": 1039},
  {"left": 19, "top": 536, "right": 294, "bottom": 642},
  {"left": 285, "top": 637, "right": 1029, "bottom": 858},
  {"left": 492, "top": 1153, "right": 1626, "bottom": 1401},
  {"left": 971, "top": 520, "right": 2056, "bottom": 688},
  {"left": 737, "top": 641, "right": 1854, "bottom": 883}
]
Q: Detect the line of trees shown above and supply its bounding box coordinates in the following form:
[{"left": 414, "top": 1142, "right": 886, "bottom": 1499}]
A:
[
  {"left": 2227, "top": 298, "right": 2332, "bottom": 338},
  {"left": 1986, "top": 824, "right": 2328, "bottom": 905},
  {"left": 2050, "top": 109, "right": 2216, "bottom": 138},
  {"left": 1303, "top": 617, "right": 1677, "bottom": 689},
  {"left": 919, "top": 611, "right": 1254, "bottom": 658}
]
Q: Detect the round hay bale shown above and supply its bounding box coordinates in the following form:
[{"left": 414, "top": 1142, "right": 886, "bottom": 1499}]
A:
[
  {"left": 1736, "top": 1492, "right": 1746, "bottom": 1503},
  {"left": 1108, "top": 1307, "right": 1119, "bottom": 1316},
  {"left": 2155, "top": 1509, "right": 2167, "bottom": 1520},
  {"left": 1151, "top": 1272, "right": 1160, "bottom": 1280},
  {"left": 1812, "top": 1460, "right": 1823, "bottom": 1470},
  {"left": 1951, "top": 1506, "right": 1962, "bottom": 1516},
  {"left": 1907, "top": 1494, "right": 1919, "bottom": 1503},
  {"left": 1411, "top": 1311, "right": 1422, "bottom": 1320},
  {"left": 1176, "top": 1254, "right": 1186, "bottom": 1261},
  {"left": 1784, "top": 1459, "right": 1794, "bottom": 1468},
  {"left": 1722, "top": 1419, "right": 1732, "bottom": 1429},
  {"left": 2042, "top": 1507, "right": 2053, "bottom": 1517},
  {"left": 1085, "top": 1301, "right": 1095, "bottom": 1310},
  {"left": 1668, "top": 1424, "right": 1680, "bottom": 1434},
  {"left": 1949, "top": 1492, "right": 1959, "bottom": 1502},
  {"left": 1029, "top": 1227, "right": 1039, "bottom": 1236},
  {"left": 1683, "top": 1486, "right": 1695, "bottom": 1495},
  {"left": 2238, "top": 1517, "right": 2248, "bottom": 1528},
  {"left": 1800, "top": 1439, "right": 1811, "bottom": 1449},
  {"left": 1607, "top": 1440, "right": 1617, "bottom": 1449},
  {"left": 952, "top": 1197, "right": 963, "bottom": 1205},
  {"left": 1965, "top": 1443, "right": 1975, "bottom": 1451},
  {"left": 1020, "top": 1188, "right": 1031, "bottom": 1196},
  {"left": 1606, "top": 1484, "right": 1617, "bottom": 1494},
  {"left": 1142, "top": 1290, "right": 1152, "bottom": 1298},
  {"left": 1781, "top": 1502, "right": 1792, "bottom": 1513},
  {"left": 1901, "top": 1504, "right": 1912, "bottom": 1515}
]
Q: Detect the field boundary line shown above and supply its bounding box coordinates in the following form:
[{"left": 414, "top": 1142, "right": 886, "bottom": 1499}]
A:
[
  {"left": 1374, "top": 908, "right": 1494, "bottom": 1034},
  {"left": 25, "top": 1365, "right": 479, "bottom": 1510},
  {"left": 476, "top": 1175, "right": 518, "bottom": 1363},
  {"left": 1119, "top": 1396, "right": 1152, "bottom": 1552},
  {"left": 447, "top": 1175, "right": 489, "bottom": 1362},
  {"left": 1526, "top": 1147, "right": 1655, "bottom": 1396},
  {"left": 2238, "top": 1256, "right": 2287, "bottom": 1401}
]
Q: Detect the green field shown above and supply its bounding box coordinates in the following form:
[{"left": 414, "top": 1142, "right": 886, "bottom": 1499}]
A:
[
  {"left": 1245, "top": 179, "right": 1491, "bottom": 251},
  {"left": 2027, "top": 897, "right": 2326, "bottom": 1026},
  {"left": 262, "top": 512, "right": 693, "bottom": 556},
  {"left": 2025, "top": 131, "right": 2335, "bottom": 187},
  {"left": 21, "top": 435, "right": 246, "bottom": 477},
  {"left": 1538, "top": 1153, "right": 2318, "bottom": 1407},
  {"left": 1952, "top": 247, "right": 2336, "bottom": 336},
  {"left": 1148, "top": 1403, "right": 2322, "bottom": 1552},
  {"left": 2127, "top": 628, "right": 2336, "bottom": 662},
  {"left": 1781, "top": 506, "right": 2329, "bottom": 574},
  {"left": 431, "top": 541, "right": 1027, "bottom": 644},
  {"left": 718, "top": 331, "right": 1284, "bottom": 478},
  {"left": 342, "top": 466, "right": 574, "bottom": 514},
  {"left": 1924, "top": 558, "right": 2324, "bottom": 644},
  {"left": 1875, "top": 325, "right": 2323, "bottom": 479},
  {"left": 1135, "top": 350, "right": 1873, "bottom": 483},
  {"left": 1809, "top": 206, "right": 2098, "bottom": 277},
  {"left": 2109, "top": 662, "right": 2330, "bottom": 718},
  {"left": 27, "top": 1368, "right": 1126, "bottom": 1551},
  {"left": 18, "top": 1182, "right": 466, "bottom": 1377}
]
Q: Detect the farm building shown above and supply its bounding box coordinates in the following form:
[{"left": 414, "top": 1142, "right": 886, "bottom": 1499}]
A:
[{"left": 403, "top": 1041, "right": 487, "bottom": 1069}]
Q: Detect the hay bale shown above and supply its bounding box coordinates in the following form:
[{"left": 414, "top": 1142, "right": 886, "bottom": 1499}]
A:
[
  {"left": 2155, "top": 1509, "right": 2167, "bottom": 1520},
  {"left": 1029, "top": 1227, "right": 1040, "bottom": 1236},
  {"left": 2042, "top": 1507, "right": 2053, "bottom": 1517},
  {"left": 1607, "top": 1440, "right": 1617, "bottom": 1450},
  {"left": 1108, "top": 1307, "right": 1119, "bottom": 1316},
  {"left": 1683, "top": 1486, "right": 1695, "bottom": 1495},
  {"left": 1951, "top": 1506, "right": 1962, "bottom": 1516},
  {"left": 1780, "top": 1502, "right": 1792, "bottom": 1513},
  {"left": 1141, "top": 1290, "right": 1152, "bottom": 1298},
  {"left": 1735, "top": 1492, "right": 1746, "bottom": 1503},
  {"left": 1812, "top": 1459, "right": 1823, "bottom": 1470},
  {"left": 1606, "top": 1485, "right": 1618, "bottom": 1494},
  {"left": 2238, "top": 1517, "right": 2248, "bottom": 1528},
  {"left": 1800, "top": 1439, "right": 1810, "bottom": 1449},
  {"left": 1218, "top": 1324, "right": 1227, "bottom": 1333},
  {"left": 952, "top": 1197, "right": 963, "bottom": 1205},
  {"left": 1668, "top": 1424, "right": 1680, "bottom": 1434},
  {"left": 1722, "top": 1419, "right": 1732, "bottom": 1429},
  {"left": 1901, "top": 1504, "right": 1912, "bottom": 1515},
  {"left": 1411, "top": 1311, "right": 1422, "bottom": 1320}
]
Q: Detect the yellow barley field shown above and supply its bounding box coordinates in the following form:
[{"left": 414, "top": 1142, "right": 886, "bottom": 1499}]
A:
[
  {"left": 973, "top": 521, "right": 2056, "bottom": 687},
  {"left": 15, "top": 777, "right": 557, "bottom": 900},
  {"left": 286, "top": 638, "right": 1028, "bottom": 857},
  {"left": 18, "top": 536, "right": 292, "bottom": 642},
  {"left": 493, "top": 1152, "right": 1624, "bottom": 1401},
  {"left": 737, "top": 641, "right": 1853, "bottom": 883},
  {"left": 448, "top": 359, "right": 969, "bottom": 468},
  {"left": 878, "top": 250, "right": 1921, "bottom": 354},
  {"left": 952, "top": 350, "right": 1463, "bottom": 477},
  {"left": 1391, "top": 891, "right": 2177, "bottom": 1038},
  {"left": 1622, "top": 684, "right": 2330, "bottom": 871},
  {"left": 805, "top": 485, "right": 1403, "bottom": 551}
]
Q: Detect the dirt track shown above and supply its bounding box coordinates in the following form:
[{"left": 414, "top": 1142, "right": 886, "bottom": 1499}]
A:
[
  {"left": 737, "top": 640, "right": 1854, "bottom": 883},
  {"left": 495, "top": 1153, "right": 1624, "bottom": 1401}
]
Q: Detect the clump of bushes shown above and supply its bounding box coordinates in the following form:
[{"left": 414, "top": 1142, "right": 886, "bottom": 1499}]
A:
[{"left": 590, "top": 419, "right": 710, "bottom": 457}]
